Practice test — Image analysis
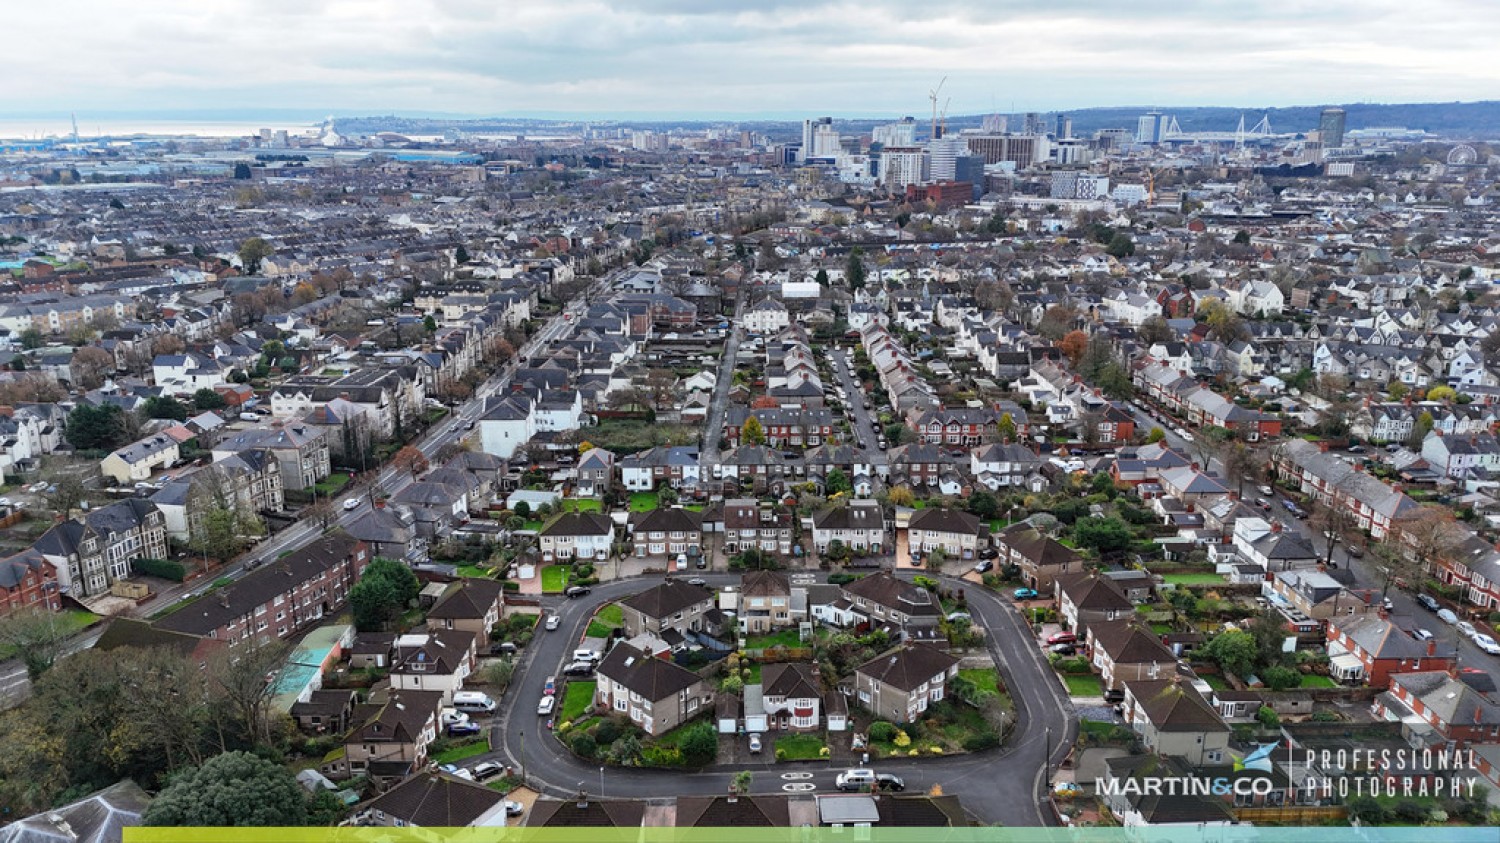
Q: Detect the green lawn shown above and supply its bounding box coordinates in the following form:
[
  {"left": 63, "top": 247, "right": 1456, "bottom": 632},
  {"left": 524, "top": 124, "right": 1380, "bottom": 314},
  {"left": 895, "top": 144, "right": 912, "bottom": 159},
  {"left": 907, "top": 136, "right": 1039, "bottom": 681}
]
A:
[
  {"left": 0, "top": 610, "right": 98, "bottom": 659},
  {"left": 456, "top": 564, "right": 495, "bottom": 579},
  {"left": 744, "top": 628, "right": 804, "bottom": 650},
  {"left": 523, "top": 520, "right": 544, "bottom": 532},
  {"left": 1201, "top": 674, "right": 1230, "bottom": 691},
  {"left": 541, "top": 565, "right": 570, "bottom": 593},
  {"left": 1150, "top": 623, "right": 1176, "bottom": 635},
  {"left": 958, "top": 668, "right": 1000, "bottom": 696},
  {"left": 1161, "top": 573, "right": 1227, "bottom": 586},
  {"left": 744, "top": 662, "right": 762, "bottom": 684},
  {"left": 432, "top": 740, "right": 490, "bottom": 765},
  {"left": 1300, "top": 674, "right": 1337, "bottom": 689},
  {"left": 559, "top": 681, "right": 595, "bottom": 723},
  {"left": 629, "top": 491, "right": 660, "bottom": 512},
  {"left": 1063, "top": 674, "right": 1105, "bottom": 697},
  {"left": 774, "top": 733, "right": 827, "bottom": 761},
  {"left": 313, "top": 472, "right": 351, "bottom": 496},
  {"left": 597, "top": 604, "right": 623, "bottom": 626},
  {"left": 563, "top": 498, "right": 604, "bottom": 513},
  {"left": 585, "top": 620, "right": 614, "bottom": 639}
]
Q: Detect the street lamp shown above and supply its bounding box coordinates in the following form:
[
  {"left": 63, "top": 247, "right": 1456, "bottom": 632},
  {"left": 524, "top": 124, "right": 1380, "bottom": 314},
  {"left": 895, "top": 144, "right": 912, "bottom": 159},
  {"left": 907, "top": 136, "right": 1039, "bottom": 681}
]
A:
[
  {"left": 1044, "top": 725, "right": 1053, "bottom": 789},
  {"left": 600, "top": 766, "right": 605, "bottom": 799}
]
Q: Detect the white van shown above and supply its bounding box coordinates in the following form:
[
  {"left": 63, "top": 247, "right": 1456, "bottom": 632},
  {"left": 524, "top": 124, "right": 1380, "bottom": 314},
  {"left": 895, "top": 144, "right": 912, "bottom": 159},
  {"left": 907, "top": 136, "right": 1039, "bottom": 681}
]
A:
[{"left": 452, "top": 691, "right": 497, "bottom": 715}]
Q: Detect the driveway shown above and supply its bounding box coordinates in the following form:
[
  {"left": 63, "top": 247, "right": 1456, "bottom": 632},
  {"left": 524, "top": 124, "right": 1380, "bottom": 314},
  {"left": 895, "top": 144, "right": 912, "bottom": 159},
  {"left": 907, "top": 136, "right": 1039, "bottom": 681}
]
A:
[{"left": 473, "top": 568, "right": 1073, "bottom": 826}]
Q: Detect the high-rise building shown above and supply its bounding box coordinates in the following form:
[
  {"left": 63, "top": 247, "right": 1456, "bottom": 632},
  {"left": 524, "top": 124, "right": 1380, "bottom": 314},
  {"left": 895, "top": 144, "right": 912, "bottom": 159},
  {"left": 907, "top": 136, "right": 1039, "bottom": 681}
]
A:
[
  {"left": 1023, "top": 113, "right": 1043, "bottom": 135},
  {"left": 812, "top": 122, "right": 842, "bottom": 158},
  {"left": 926, "top": 136, "right": 967, "bottom": 181},
  {"left": 873, "top": 117, "right": 917, "bottom": 148},
  {"left": 964, "top": 134, "right": 1045, "bottom": 168},
  {"left": 1055, "top": 114, "right": 1072, "bottom": 140},
  {"left": 802, "top": 117, "right": 832, "bottom": 161},
  {"left": 1319, "top": 107, "right": 1346, "bottom": 149},
  {"left": 880, "top": 147, "right": 928, "bottom": 190},
  {"left": 1136, "top": 111, "right": 1163, "bottom": 144},
  {"left": 981, "top": 114, "right": 1008, "bottom": 133}
]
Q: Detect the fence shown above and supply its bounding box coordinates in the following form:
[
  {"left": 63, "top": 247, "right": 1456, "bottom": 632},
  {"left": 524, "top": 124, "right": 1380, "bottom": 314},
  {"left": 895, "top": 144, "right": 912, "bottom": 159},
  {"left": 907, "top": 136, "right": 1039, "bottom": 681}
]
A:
[{"left": 1234, "top": 805, "right": 1346, "bottom": 823}]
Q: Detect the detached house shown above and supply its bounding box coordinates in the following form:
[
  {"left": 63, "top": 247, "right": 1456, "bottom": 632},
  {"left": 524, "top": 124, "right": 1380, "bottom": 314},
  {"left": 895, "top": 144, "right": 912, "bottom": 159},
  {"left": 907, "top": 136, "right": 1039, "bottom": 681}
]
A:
[
  {"left": 328, "top": 689, "right": 443, "bottom": 786},
  {"left": 853, "top": 644, "right": 960, "bottom": 723},
  {"left": 993, "top": 522, "right": 1082, "bottom": 594},
  {"left": 388, "top": 629, "right": 478, "bottom": 703},
  {"left": 760, "top": 662, "right": 823, "bottom": 731},
  {"left": 424, "top": 579, "right": 505, "bottom": 649}
]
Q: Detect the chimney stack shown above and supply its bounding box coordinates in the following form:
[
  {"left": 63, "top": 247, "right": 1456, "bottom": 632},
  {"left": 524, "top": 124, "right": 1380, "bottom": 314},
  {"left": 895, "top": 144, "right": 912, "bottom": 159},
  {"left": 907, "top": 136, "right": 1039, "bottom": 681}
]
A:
[{"left": 1427, "top": 639, "right": 1438, "bottom": 658}]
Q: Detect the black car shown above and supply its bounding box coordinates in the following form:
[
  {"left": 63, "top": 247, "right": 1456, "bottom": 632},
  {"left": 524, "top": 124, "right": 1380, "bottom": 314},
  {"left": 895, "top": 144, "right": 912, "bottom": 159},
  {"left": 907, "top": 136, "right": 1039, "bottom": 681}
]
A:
[
  {"left": 565, "top": 585, "right": 592, "bottom": 598},
  {"left": 874, "top": 773, "right": 906, "bottom": 792},
  {"left": 1416, "top": 594, "right": 1440, "bottom": 612}
]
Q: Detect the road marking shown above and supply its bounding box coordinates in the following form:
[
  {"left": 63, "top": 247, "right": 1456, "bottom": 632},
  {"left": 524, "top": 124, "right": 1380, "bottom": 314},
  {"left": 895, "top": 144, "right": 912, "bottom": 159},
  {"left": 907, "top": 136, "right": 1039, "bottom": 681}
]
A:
[
  {"left": 782, "top": 782, "right": 817, "bottom": 792},
  {"left": 780, "top": 772, "right": 814, "bottom": 780}
]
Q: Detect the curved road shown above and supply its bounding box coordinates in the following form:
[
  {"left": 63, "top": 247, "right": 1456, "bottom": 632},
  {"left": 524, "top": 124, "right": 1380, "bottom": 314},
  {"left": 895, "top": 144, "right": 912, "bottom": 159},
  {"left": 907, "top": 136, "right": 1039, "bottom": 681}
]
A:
[{"left": 481, "top": 569, "right": 1074, "bottom": 826}]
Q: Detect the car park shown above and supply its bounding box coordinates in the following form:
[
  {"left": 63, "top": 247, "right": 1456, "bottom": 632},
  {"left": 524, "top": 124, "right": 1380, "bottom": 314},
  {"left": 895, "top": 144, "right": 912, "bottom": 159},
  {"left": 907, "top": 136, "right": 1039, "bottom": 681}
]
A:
[
  {"left": 1014, "top": 587, "right": 1038, "bottom": 600},
  {"left": 537, "top": 696, "right": 556, "bottom": 716}
]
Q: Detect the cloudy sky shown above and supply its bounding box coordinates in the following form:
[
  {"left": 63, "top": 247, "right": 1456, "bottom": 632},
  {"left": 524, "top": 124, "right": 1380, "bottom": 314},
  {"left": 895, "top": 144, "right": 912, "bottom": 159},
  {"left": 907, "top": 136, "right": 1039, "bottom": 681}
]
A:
[{"left": 5, "top": 0, "right": 1497, "bottom": 119}]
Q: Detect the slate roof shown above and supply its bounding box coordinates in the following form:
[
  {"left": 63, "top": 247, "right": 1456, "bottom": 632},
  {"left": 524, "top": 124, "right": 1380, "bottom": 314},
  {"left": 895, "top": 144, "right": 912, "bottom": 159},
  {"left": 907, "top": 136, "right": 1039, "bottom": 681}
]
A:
[
  {"left": 1127, "top": 678, "right": 1230, "bottom": 733},
  {"left": 855, "top": 644, "right": 959, "bottom": 692},
  {"left": 358, "top": 773, "right": 508, "bottom": 827},
  {"left": 620, "top": 580, "right": 714, "bottom": 619},
  {"left": 595, "top": 642, "right": 703, "bottom": 701}
]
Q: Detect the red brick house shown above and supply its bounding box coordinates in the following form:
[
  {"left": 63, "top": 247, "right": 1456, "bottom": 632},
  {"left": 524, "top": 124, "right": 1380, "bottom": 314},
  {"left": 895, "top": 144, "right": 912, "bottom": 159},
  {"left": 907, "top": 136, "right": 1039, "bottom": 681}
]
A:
[
  {"left": 0, "top": 549, "right": 60, "bottom": 616},
  {"left": 1372, "top": 670, "right": 1500, "bottom": 747},
  {"left": 1325, "top": 614, "right": 1455, "bottom": 689}
]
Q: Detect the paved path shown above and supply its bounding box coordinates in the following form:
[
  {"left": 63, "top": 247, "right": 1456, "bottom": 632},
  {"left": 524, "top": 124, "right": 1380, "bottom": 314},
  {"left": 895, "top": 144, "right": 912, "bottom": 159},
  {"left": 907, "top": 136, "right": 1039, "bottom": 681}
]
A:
[{"left": 478, "top": 569, "right": 1074, "bottom": 826}]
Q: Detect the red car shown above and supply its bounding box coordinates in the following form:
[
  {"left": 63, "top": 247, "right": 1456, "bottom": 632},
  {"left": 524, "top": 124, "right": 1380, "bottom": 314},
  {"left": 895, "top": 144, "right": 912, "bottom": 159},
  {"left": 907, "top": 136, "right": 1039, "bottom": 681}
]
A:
[
  {"left": 543, "top": 676, "right": 556, "bottom": 696},
  {"left": 1046, "top": 632, "right": 1077, "bottom": 646}
]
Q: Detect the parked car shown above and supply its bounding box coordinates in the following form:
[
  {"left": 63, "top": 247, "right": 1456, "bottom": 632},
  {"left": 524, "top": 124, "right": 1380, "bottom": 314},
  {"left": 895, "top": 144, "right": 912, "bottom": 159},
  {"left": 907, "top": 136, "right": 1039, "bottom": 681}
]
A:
[
  {"left": 1257, "top": 485, "right": 1274, "bottom": 496},
  {"left": 973, "top": 560, "right": 993, "bottom": 574},
  {"left": 490, "top": 641, "right": 518, "bottom": 656},
  {"left": 1046, "top": 632, "right": 1077, "bottom": 646},
  {"left": 1472, "top": 633, "right": 1500, "bottom": 656},
  {"left": 1347, "top": 444, "right": 1367, "bottom": 453},
  {"left": 573, "top": 648, "right": 601, "bottom": 663},
  {"left": 1013, "top": 587, "right": 1038, "bottom": 600},
  {"left": 562, "top": 661, "right": 595, "bottom": 677},
  {"left": 342, "top": 498, "right": 361, "bottom": 511},
  {"left": 1049, "top": 643, "right": 1077, "bottom": 656},
  {"left": 835, "top": 769, "right": 876, "bottom": 791},
  {"left": 1437, "top": 608, "right": 1460, "bottom": 626},
  {"left": 687, "top": 577, "right": 707, "bottom": 587},
  {"left": 1411, "top": 628, "right": 1435, "bottom": 642},
  {"left": 565, "top": 585, "right": 592, "bottom": 598},
  {"left": 504, "top": 801, "right": 525, "bottom": 817},
  {"left": 438, "top": 764, "right": 475, "bottom": 781},
  {"left": 471, "top": 761, "right": 503, "bottom": 781},
  {"left": 1345, "top": 545, "right": 1365, "bottom": 559},
  {"left": 543, "top": 676, "right": 556, "bottom": 695},
  {"left": 1416, "top": 594, "right": 1441, "bottom": 612},
  {"left": 748, "top": 733, "right": 762, "bottom": 754},
  {"left": 1255, "top": 498, "right": 1272, "bottom": 511},
  {"left": 1457, "top": 621, "right": 1478, "bottom": 638},
  {"left": 874, "top": 773, "right": 906, "bottom": 792},
  {"left": 544, "top": 614, "right": 561, "bottom": 631},
  {"left": 537, "top": 696, "right": 556, "bottom": 716},
  {"left": 447, "top": 720, "right": 482, "bottom": 737}
]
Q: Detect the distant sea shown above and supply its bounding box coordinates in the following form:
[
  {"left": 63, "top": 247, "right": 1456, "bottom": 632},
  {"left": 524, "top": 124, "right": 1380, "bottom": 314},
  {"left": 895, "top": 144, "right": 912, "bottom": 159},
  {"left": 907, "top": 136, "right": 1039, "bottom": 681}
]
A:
[{"left": 0, "top": 118, "right": 320, "bottom": 140}]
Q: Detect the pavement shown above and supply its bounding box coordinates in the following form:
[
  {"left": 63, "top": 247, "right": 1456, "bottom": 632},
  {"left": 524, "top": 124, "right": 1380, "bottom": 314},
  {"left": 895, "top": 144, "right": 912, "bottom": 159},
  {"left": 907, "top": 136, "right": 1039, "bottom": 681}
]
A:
[
  {"left": 699, "top": 292, "right": 745, "bottom": 465},
  {"left": 474, "top": 568, "right": 1073, "bottom": 826}
]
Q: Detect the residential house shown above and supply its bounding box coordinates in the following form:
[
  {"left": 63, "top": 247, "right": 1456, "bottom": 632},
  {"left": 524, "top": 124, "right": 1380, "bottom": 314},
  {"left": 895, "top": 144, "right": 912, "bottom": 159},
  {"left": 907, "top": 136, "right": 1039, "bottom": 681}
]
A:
[
  {"left": 970, "top": 442, "right": 1043, "bottom": 490},
  {"left": 810, "top": 500, "right": 885, "bottom": 556},
  {"left": 993, "top": 522, "right": 1082, "bottom": 594},
  {"left": 906, "top": 508, "right": 984, "bottom": 560},
  {"left": 390, "top": 478, "right": 471, "bottom": 539},
  {"left": 100, "top": 432, "right": 181, "bottom": 484},
  {"left": 619, "top": 446, "right": 701, "bottom": 491},
  {"left": 740, "top": 570, "right": 793, "bottom": 635},
  {"left": 34, "top": 498, "right": 169, "bottom": 599},
  {"left": 328, "top": 689, "right": 443, "bottom": 785},
  {"left": 1231, "top": 518, "right": 1318, "bottom": 572},
  {"left": 424, "top": 579, "right": 506, "bottom": 649},
  {"left": 840, "top": 571, "right": 940, "bottom": 630},
  {"left": 388, "top": 629, "right": 478, "bottom": 703},
  {"left": 853, "top": 644, "right": 960, "bottom": 723},
  {"left": 723, "top": 498, "right": 794, "bottom": 556},
  {"left": 538, "top": 512, "right": 614, "bottom": 562},
  {"left": 1273, "top": 439, "right": 1419, "bottom": 539},
  {"left": 1325, "top": 614, "right": 1456, "bottom": 688},
  {"left": 1098, "top": 755, "right": 1237, "bottom": 828},
  {"left": 212, "top": 422, "right": 332, "bottom": 491},
  {"left": 1373, "top": 670, "right": 1500, "bottom": 748},
  {"left": 1087, "top": 619, "right": 1179, "bottom": 691},
  {"left": 1421, "top": 431, "right": 1500, "bottom": 480},
  {"left": 628, "top": 507, "right": 703, "bottom": 559},
  {"left": 619, "top": 579, "right": 717, "bottom": 642},
  {"left": 1122, "top": 678, "right": 1232, "bottom": 766},
  {"left": 0, "top": 548, "right": 60, "bottom": 616},
  {"left": 1055, "top": 571, "right": 1135, "bottom": 633},
  {"left": 909, "top": 407, "right": 993, "bottom": 446},
  {"left": 761, "top": 662, "right": 823, "bottom": 731},
  {"left": 576, "top": 447, "right": 615, "bottom": 497},
  {"left": 594, "top": 641, "right": 714, "bottom": 736},
  {"left": 1265, "top": 568, "right": 1379, "bottom": 629},
  {"left": 355, "top": 772, "right": 514, "bottom": 828}
]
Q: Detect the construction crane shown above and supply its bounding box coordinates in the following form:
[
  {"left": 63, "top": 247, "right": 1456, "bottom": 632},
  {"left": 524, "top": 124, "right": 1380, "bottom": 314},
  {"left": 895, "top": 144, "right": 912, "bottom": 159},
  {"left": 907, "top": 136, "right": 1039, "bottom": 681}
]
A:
[
  {"left": 928, "top": 76, "right": 947, "bottom": 140},
  {"left": 939, "top": 98, "right": 952, "bottom": 139}
]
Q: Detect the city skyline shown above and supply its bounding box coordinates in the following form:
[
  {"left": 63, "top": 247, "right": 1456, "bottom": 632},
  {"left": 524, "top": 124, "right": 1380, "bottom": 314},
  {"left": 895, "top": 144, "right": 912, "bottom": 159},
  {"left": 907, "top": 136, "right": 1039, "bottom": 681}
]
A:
[{"left": 5, "top": 0, "right": 1498, "bottom": 118}]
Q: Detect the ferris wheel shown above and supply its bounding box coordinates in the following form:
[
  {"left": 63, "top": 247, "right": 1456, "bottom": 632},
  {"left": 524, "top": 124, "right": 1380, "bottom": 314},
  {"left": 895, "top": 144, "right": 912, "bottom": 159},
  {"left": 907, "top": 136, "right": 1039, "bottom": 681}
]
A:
[{"left": 1447, "top": 144, "right": 1478, "bottom": 166}]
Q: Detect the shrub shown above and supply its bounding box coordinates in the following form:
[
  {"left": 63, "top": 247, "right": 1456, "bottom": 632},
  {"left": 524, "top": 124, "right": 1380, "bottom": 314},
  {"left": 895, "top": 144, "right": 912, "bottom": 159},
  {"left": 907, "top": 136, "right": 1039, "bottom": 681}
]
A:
[
  {"left": 907, "top": 748, "right": 920, "bottom": 757},
  {"left": 1255, "top": 705, "right": 1280, "bottom": 728},
  {"left": 929, "top": 746, "right": 943, "bottom": 754},
  {"left": 818, "top": 746, "right": 830, "bottom": 757},
  {"left": 131, "top": 558, "right": 187, "bottom": 582},
  {"left": 1346, "top": 796, "right": 1387, "bottom": 824},
  {"left": 640, "top": 744, "right": 682, "bottom": 766},
  {"left": 1262, "top": 665, "right": 1301, "bottom": 691},
  {"left": 594, "top": 719, "right": 622, "bottom": 745},
  {"left": 868, "top": 721, "right": 897, "bottom": 743},
  {"left": 570, "top": 733, "right": 597, "bottom": 758},
  {"left": 557, "top": 720, "right": 573, "bottom": 733},
  {"left": 775, "top": 748, "right": 787, "bottom": 761},
  {"left": 678, "top": 722, "right": 718, "bottom": 764},
  {"left": 893, "top": 729, "right": 911, "bottom": 747},
  {"left": 1391, "top": 799, "right": 1429, "bottom": 824},
  {"left": 963, "top": 731, "right": 1001, "bottom": 752},
  {"left": 1310, "top": 710, "right": 1343, "bottom": 723}
]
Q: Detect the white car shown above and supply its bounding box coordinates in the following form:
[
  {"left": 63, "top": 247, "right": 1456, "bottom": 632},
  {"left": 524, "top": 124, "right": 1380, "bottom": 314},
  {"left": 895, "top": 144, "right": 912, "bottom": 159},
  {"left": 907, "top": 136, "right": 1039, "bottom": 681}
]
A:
[
  {"left": 544, "top": 614, "right": 561, "bottom": 631},
  {"left": 1472, "top": 633, "right": 1500, "bottom": 656},
  {"left": 1437, "top": 608, "right": 1460, "bottom": 626},
  {"left": 537, "top": 695, "right": 556, "bottom": 716},
  {"left": 1457, "top": 621, "right": 1478, "bottom": 638},
  {"left": 342, "top": 498, "right": 361, "bottom": 511}
]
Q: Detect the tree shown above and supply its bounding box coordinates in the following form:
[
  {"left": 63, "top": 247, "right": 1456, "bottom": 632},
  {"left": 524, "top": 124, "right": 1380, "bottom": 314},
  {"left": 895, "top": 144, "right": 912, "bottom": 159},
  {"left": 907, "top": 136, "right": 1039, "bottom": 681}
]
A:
[
  {"left": 887, "top": 486, "right": 916, "bottom": 508},
  {"left": 0, "top": 608, "right": 74, "bottom": 681},
  {"left": 845, "top": 248, "right": 867, "bottom": 291},
  {"left": 825, "top": 468, "right": 851, "bottom": 497},
  {"left": 233, "top": 162, "right": 252, "bottom": 180},
  {"left": 884, "top": 423, "right": 913, "bottom": 446},
  {"left": 65, "top": 403, "right": 127, "bottom": 451},
  {"left": 732, "top": 770, "right": 754, "bottom": 796},
  {"left": 349, "top": 557, "right": 421, "bottom": 632},
  {"left": 484, "top": 657, "right": 516, "bottom": 691},
  {"left": 1217, "top": 440, "right": 1259, "bottom": 497},
  {"left": 203, "top": 635, "right": 291, "bottom": 749},
  {"left": 678, "top": 722, "right": 718, "bottom": 763},
  {"left": 144, "top": 751, "right": 307, "bottom": 827},
  {"left": 967, "top": 491, "right": 999, "bottom": 520},
  {"left": 1407, "top": 411, "right": 1435, "bottom": 451},
  {"left": 1427, "top": 385, "right": 1457, "bottom": 402},
  {"left": 45, "top": 475, "right": 87, "bottom": 519},
  {"left": 192, "top": 388, "right": 226, "bottom": 410},
  {"left": 741, "top": 416, "right": 766, "bottom": 447},
  {"left": 1146, "top": 427, "right": 1166, "bottom": 444},
  {"left": 814, "top": 268, "right": 829, "bottom": 286},
  {"left": 237, "top": 237, "right": 274, "bottom": 275},
  {"left": 924, "top": 546, "right": 947, "bottom": 573},
  {"left": 1197, "top": 298, "right": 1248, "bottom": 343},
  {"left": 1137, "top": 315, "right": 1174, "bottom": 345},
  {"left": 18, "top": 328, "right": 44, "bottom": 349},
  {"left": 455, "top": 244, "right": 471, "bottom": 264},
  {"left": 996, "top": 413, "right": 1017, "bottom": 443},
  {"left": 69, "top": 346, "right": 114, "bottom": 389},
  {"left": 1105, "top": 232, "right": 1135, "bottom": 258},
  {"left": 143, "top": 395, "right": 190, "bottom": 421},
  {"left": 1200, "top": 629, "right": 1258, "bottom": 679},
  {"left": 391, "top": 444, "right": 429, "bottom": 476},
  {"left": 1058, "top": 330, "right": 1089, "bottom": 366},
  {"left": 1071, "top": 517, "right": 1134, "bottom": 557}
]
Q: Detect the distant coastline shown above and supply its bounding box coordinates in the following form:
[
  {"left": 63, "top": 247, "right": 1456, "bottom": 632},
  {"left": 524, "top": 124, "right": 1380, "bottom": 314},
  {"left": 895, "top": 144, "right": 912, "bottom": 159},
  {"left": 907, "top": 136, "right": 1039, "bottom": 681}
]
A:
[{"left": 0, "top": 119, "right": 319, "bottom": 141}]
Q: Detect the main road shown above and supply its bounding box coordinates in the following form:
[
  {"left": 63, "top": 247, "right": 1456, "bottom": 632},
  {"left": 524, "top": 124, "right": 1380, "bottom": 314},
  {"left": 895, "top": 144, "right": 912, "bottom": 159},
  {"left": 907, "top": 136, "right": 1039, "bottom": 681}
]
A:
[{"left": 482, "top": 569, "right": 1073, "bottom": 826}]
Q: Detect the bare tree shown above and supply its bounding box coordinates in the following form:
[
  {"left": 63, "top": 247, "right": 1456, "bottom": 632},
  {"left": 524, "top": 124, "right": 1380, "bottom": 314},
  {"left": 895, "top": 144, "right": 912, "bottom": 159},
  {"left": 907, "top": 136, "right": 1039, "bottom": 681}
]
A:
[
  {"left": 0, "top": 608, "right": 74, "bottom": 681},
  {"left": 204, "top": 636, "right": 291, "bottom": 750}
]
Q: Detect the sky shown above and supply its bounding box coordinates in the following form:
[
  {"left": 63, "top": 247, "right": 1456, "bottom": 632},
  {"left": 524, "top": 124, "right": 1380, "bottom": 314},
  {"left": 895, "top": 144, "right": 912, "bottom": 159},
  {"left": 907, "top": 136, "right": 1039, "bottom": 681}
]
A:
[{"left": 4, "top": 0, "right": 1499, "bottom": 120}]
